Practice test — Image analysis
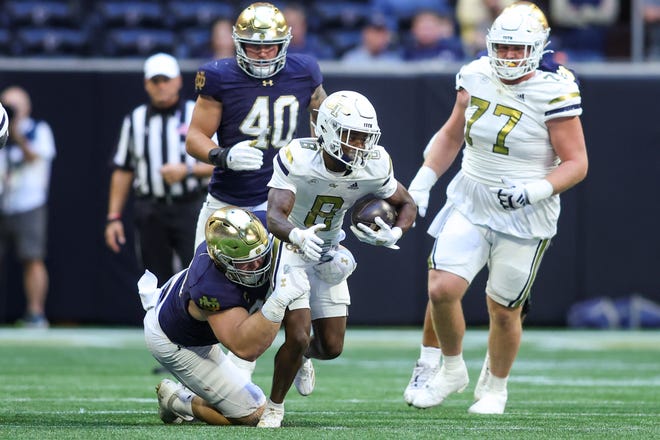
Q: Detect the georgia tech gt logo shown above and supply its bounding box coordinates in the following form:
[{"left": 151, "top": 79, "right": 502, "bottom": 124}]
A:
[{"left": 195, "top": 71, "right": 206, "bottom": 91}]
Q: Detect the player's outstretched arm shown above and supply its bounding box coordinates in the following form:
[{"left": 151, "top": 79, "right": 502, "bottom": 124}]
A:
[{"left": 204, "top": 267, "right": 309, "bottom": 361}]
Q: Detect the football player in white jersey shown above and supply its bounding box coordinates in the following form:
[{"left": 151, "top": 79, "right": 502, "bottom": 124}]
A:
[
  {"left": 258, "top": 90, "right": 416, "bottom": 427},
  {"left": 404, "top": 1, "right": 588, "bottom": 414}
]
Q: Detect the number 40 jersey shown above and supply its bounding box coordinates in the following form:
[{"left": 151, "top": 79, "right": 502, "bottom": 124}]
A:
[{"left": 195, "top": 53, "right": 323, "bottom": 207}]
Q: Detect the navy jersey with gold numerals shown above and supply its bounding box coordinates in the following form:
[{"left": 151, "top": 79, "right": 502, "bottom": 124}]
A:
[
  {"left": 157, "top": 241, "right": 269, "bottom": 347},
  {"left": 194, "top": 54, "right": 323, "bottom": 206}
]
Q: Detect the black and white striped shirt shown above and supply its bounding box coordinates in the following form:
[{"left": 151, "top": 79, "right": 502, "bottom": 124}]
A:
[{"left": 111, "top": 99, "right": 203, "bottom": 199}]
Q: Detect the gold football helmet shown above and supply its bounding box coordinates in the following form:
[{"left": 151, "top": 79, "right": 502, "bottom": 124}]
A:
[
  {"left": 233, "top": 2, "right": 292, "bottom": 78},
  {"left": 502, "top": 1, "right": 549, "bottom": 30},
  {"left": 205, "top": 207, "right": 272, "bottom": 287},
  {"left": 486, "top": 1, "right": 550, "bottom": 80}
]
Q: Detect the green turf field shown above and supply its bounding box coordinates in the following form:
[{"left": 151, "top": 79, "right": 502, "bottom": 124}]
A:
[{"left": 0, "top": 327, "right": 657, "bottom": 439}]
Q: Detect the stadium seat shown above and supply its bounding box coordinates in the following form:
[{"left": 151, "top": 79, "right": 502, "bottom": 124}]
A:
[
  {"left": 0, "top": 29, "right": 13, "bottom": 55},
  {"left": 95, "top": 1, "right": 168, "bottom": 29},
  {"left": 312, "top": 2, "right": 373, "bottom": 30},
  {"left": 5, "top": 1, "right": 83, "bottom": 28},
  {"left": 177, "top": 27, "right": 211, "bottom": 59},
  {"left": 323, "top": 29, "right": 362, "bottom": 58},
  {"left": 103, "top": 28, "right": 177, "bottom": 57},
  {"left": 15, "top": 27, "right": 91, "bottom": 56},
  {"left": 166, "top": 1, "right": 235, "bottom": 29}
]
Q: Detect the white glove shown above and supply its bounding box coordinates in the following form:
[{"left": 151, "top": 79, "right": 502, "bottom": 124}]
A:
[
  {"left": 226, "top": 140, "right": 264, "bottom": 171},
  {"left": 313, "top": 247, "right": 357, "bottom": 284},
  {"left": 350, "top": 216, "right": 402, "bottom": 249},
  {"left": 289, "top": 224, "right": 326, "bottom": 261},
  {"left": 137, "top": 269, "right": 160, "bottom": 311},
  {"left": 261, "top": 265, "right": 310, "bottom": 322},
  {"left": 489, "top": 177, "right": 553, "bottom": 210},
  {"left": 408, "top": 165, "right": 438, "bottom": 217}
]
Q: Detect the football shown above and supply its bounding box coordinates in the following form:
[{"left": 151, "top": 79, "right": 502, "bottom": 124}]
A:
[{"left": 351, "top": 196, "right": 397, "bottom": 231}]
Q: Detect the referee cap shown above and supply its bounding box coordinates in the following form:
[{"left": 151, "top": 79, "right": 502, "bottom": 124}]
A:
[{"left": 144, "top": 53, "right": 180, "bottom": 79}]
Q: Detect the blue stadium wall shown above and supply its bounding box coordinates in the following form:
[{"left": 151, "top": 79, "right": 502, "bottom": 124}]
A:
[{"left": 0, "top": 65, "right": 658, "bottom": 327}]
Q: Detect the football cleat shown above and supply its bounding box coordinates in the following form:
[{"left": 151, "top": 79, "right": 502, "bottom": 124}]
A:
[
  {"left": 293, "top": 357, "right": 315, "bottom": 396},
  {"left": 257, "top": 402, "right": 284, "bottom": 428},
  {"left": 468, "top": 389, "right": 508, "bottom": 414},
  {"left": 411, "top": 363, "right": 469, "bottom": 409},
  {"left": 403, "top": 361, "right": 439, "bottom": 405},
  {"left": 474, "top": 352, "right": 490, "bottom": 401},
  {"left": 156, "top": 379, "right": 193, "bottom": 424}
]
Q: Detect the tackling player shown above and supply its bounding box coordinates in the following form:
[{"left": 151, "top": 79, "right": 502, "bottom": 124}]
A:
[
  {"left": 258, "top": 90, "right": 417, "bottom": 427},
  {"left": 404, "top": 1, "right": 588, "bottom": 414},
  {"left": 142, "top": 207, "right": 309, "bottom": 426}
]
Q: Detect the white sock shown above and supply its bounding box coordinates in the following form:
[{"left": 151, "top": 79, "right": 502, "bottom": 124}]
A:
[
  {"left": 442, "top": 353, "right": 464, "bottom": 370},
  {"left": 487, "top": 374, "right": 508, "bottom": 393},
  {"left": 419, "top": 345, "right": 441, "bottom": 367},
  {"left": 267, "top": 398, "right": 285, "bottom": 409}
]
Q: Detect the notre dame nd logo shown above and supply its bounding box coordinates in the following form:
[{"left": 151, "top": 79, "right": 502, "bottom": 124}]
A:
[
  {"left": 195, "top": 71, "right": 206, "bottom": 91},
  {"left": 197, "top": 295, "right": 220, "bottom": 311}
]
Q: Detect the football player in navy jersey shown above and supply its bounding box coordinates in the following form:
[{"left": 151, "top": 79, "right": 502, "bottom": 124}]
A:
[
  {"left": 142, "top": 207, "right": 310, "bottom": 426},
  {"left": 186, "top": 2, "right": 327, "bottom": 248}
]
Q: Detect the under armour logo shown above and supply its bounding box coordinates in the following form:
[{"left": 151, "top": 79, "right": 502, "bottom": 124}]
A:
[{"left": 262, "top": 80, "right": 274, "bottom": 87}]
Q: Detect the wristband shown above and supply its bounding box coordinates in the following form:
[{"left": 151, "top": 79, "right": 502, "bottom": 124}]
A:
[
  {"left": 208, "top": 147, "right": 229, "bottom": 169},
  {"left": 525, "top": 179, "right": 554, "bottom": 204},
  {"left": 261, "top": 298, "right": 285, "bottom": 323},
  {"left": 106, "top": 213, "right": 121, "bottom": 224}
]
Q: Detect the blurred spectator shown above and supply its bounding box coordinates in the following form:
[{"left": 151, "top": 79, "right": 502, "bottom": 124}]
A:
[
  {"left": 283, "top": 3, "right": 335, "bottom": 60},
  {"left": 456, "top": 0, "right": 516, "bottom": 57},
  {"left": 549, "top": 0, "right": 619, "bottom": 62},
  {"left": 210, "top": 17, "right": 235, "bottom": 59},
  {"left": 342, "top": 13, "right": 402, "bottom": 63},
  {"left": 643, "top": 0, "right": 660, "bottom": 60},
  {"left": 402, "top": 9, "right": 465, "bottom": 62},
  {"left": 0, "top": 86, "right": 56, "bottom": 328}
]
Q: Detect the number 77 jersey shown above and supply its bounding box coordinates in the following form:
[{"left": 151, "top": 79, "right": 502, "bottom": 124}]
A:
[
  {"left": 458, "top": 56, "right": 582, "bottom": 185},
  {"left": 194, "top": 53, "right": 323, "bottom": 207}
]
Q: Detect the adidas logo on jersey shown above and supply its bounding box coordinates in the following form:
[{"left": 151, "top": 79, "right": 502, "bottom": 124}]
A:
[
  {"left": 348, "top": 182, "right": 359, "bottom": 190},
  {"left": 516, "top": 93, "right": 525, "bottom": 101}
]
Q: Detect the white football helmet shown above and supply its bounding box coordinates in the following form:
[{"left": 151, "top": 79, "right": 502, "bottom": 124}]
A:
[
  {"left": 0, "top": 103, "right": 8, "bottom": 149},
  {"left": 233, "top": 2, "right": 292, "bottom": 79},
  {"left": 486, "top": 1, "right": 550, "bottom": 80},
  {"left": 315, "top": 91, "right": 381, "bottom": 170}
]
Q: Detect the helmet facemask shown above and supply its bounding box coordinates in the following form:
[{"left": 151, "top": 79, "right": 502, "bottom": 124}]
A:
[
  {"left": 316, "top": 91, "right": 381, "bottom": 170},
  {"left": 211, "top": 245, "right": 272, "bottom": 287},
  {"left": 233, "top": 2, "right": 292, "bottom": 79},
  {"left": 486, "top": 5, "right": 550, "bottom": 80},
  {"left": 205, "top": 207, "right": 273, "bottom": 287}
]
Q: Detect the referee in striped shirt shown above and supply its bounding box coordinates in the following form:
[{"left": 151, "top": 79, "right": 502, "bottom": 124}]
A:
[{"left": 105, "top": 53, "right": 213, "bottom": 283}]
